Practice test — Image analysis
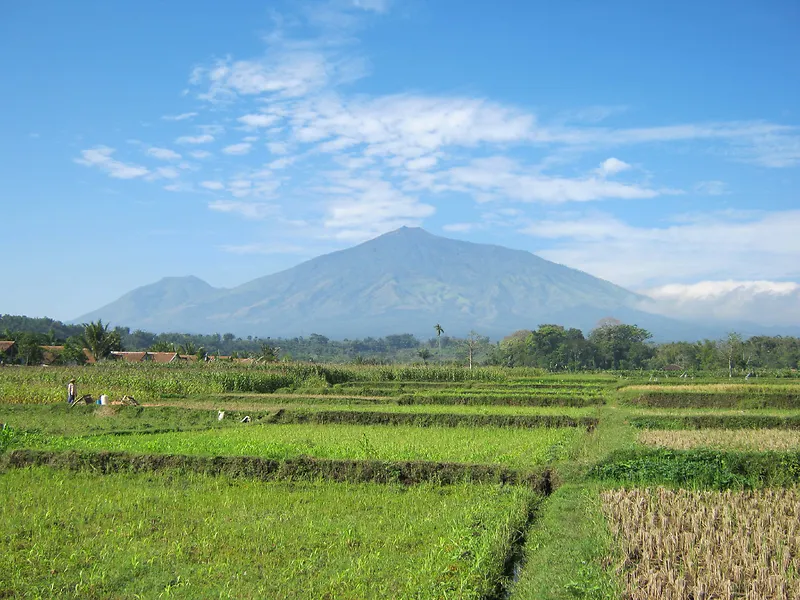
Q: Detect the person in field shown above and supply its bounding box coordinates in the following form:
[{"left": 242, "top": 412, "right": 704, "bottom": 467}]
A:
[{"left": 67, "top": 378, "right": 76, "bottom": 404}]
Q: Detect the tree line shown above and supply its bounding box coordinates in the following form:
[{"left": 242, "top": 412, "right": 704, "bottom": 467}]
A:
[{"left": 1, "top": 314, "right": 799, "bottom": 373}]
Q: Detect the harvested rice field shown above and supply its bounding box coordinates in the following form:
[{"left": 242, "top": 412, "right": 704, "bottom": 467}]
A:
[
  {"left": 601, "top": 487, "right": 800, "bottom": 599},
  {"left": 638, "top": 428, "right": 800, "bottom": 451}
]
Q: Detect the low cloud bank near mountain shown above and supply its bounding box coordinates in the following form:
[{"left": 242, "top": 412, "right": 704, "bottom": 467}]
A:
[{"left": 637, "top": 281, "right": 800, "bottom": 327}]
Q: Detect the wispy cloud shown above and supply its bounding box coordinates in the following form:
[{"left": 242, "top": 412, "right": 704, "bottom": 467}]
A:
[
  {"left": 162, "top": 112, "right": 198, "bottom": 121},
  {"left": 189, "top": 150, "right": 212, "bottom": 159},
  {"left": 176, "top": 134, "right": 214, "bottom": 144},
  {"left": 322, "top": 175, "right": 435, "bottom": 241},
  {"left": 425, "top": 157, "right": 666, "bottom": 203},
  {"left": 522, "top": 209, "right": 800, "bottom": 287},
  {"left": 222, "top": 142, "right": 252, "bottom": 155},
  {"left": 238, "top": 113, "right": 279, "bottom": 128},
  {"left": 75, "top": 146, "right": 149, "bottom": 179},
  {"left": 200, "top": 181, "right": 225, "bottom": 190},
  {"left": 694, "top": 180, "right": 728, "bottom": 195},
  {"left": 147, "top": 147, "right": 182, "bottom": 161}
]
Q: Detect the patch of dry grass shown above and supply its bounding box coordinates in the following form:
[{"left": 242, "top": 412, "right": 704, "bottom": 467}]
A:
[
  {"left": 601, "top": 487, "right": 800, "bottom": 599},
  {"left": 638, "top": 429, "right": 800, "bottom": 451},
  {"left": 623, "top": 383, "right": 800, "bottom": 393}
]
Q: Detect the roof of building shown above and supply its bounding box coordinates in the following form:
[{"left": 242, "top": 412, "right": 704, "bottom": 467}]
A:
[
  {"left": 110, "top": 351, "right": 148, "bottom": 363},
  {"left": 0, "top": 340, "right": 16, "bottom": 353},
  {"left": 41, "top": 345, "right": 65, "bottom": 364},
  {"left": 148, "top": 352, "right": 179, "bottom": 363}
]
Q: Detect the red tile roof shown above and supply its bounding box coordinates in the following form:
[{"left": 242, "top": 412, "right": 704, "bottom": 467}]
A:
[
  {"left": 110, "top": 351, "right": 148, "bottom": 363},
  {"left": 148, "top": 352, "right": 179, "bottom": 363},
  {"left": 41, "top": 345, "right": 65, "bottom": 364}
]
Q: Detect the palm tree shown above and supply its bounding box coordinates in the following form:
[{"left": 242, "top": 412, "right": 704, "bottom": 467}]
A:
[
  {"left": 178, "top": 342, "right": 197, "bottom": 355},
  {"left": 255, "top": 343, "right": 279, "bottom": 363},
  {"left": 81, "top": 319, "right": 122, "bottom": 361},
  {"left": 434, "top": 324, "right": 444, "bottom": 353}
]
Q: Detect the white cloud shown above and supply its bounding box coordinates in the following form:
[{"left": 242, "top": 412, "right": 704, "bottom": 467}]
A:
[
  {"left": 522, "top": 209, "right": 800, "bottom": 288},
  {"left": 238, "top": 113, "right": 279, "bottom": 128},
  {"left": 75, "top": 146, "right": 149, "bottom": 179},
  {"left": 595, "top": 157, "right": 631, "bottom": 177},
  {"left": 267, "top": 142, "right": 290, "bottom": 154},
  {"left": 176, "top": 134, "right": 214, "bottom": 144},
  {"left": 352, "top": 0, "right": 392, "bottom": 12},
  {"left": 322, "top": 175, "right": 435, "bottom": 241},
  {"left": 201, "top": 181, "right": 225, "bottom": 190},
  {"left": 406, "top": 155, "right": 439, "bottom": 170},
  {"left": 190, "top": 49, "right": 362, "bottom": 102},
  {"left": 694, "top": 180, "right": 728, "bottom": 195},
  {"left": 154, "top": 166, "right": 180, "bottom": 179},
  {"left": 147, "top": 147, "right": 182, "bottom": 161},
  {"left": 222, "top": 142, "right": 252, "bottom": 155},
  {"left": 189, "top": 150, "right": 212, "bottom": 159},
  {"left": 243, "top": 136, "right": 259, "bottom": 142},
  {"left": 162, "top": 112, "right": 198, "bottom": 121},
  {"left": 433, "top": 157, "right": 665, "bottom": 203},
  {"left": 208, "top": 200, "right": 275, "bottom": 220},
  {"left": 268, "top": 156, "right": 296, "bottom": 170},
  {"left": 289, "top": 94, "right": 534, "bottom": 159},
  {"left": 639, "top": 280, "right": 800, "bottom": 326}
]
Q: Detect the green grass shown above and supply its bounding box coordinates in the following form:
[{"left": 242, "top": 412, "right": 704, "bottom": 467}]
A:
[
  {"left": 509, "top": 484, "right": 621, "bottom": 600},
  {"left": 193, "top": 395, "right": 601, "bottom": 415},
  {"left": 22, "top": 423, "right": 582, "bottom": 469},
  {"left": 590, "top": 448, "right": 800, "bottom": 489},
  {"left": 0, "top": 404, "right": 257, "bottom": 436},
  {"left": 0, "top": 468, "right": 539, "bottom": 599}
]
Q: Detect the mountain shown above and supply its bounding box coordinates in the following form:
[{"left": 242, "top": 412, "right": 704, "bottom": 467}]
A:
[
  {"left": 78, "top": 276, "right": 219, "bottom": 330},
  {"left": 75, "top": 227, "right": 710, "bottom": 340}
]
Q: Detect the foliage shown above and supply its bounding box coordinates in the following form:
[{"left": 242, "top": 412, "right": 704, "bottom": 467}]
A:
[
  {"left": 15, "top": 332, "right": 44, "bottom": 365},
  {"left": 81, "top": 319, "right": 123, "bottom": 361},
  {"left": 590, "top": 448, "right": 800, "bottom": 489}
]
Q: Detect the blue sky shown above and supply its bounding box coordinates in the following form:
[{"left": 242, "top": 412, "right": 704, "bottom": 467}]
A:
[{"left": 2, "top": 0, "right": 799, "bottom": 325}]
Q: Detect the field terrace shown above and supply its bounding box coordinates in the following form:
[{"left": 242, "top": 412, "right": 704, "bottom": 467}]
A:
[{"left": 2, "top": 364, "right": 800, "bottom": 598}]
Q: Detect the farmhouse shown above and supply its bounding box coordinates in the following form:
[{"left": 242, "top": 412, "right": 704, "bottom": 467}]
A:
[
  {"left": 0, "top": 340, "right": 17, "bottom": 362},
  {"left": 109, "top": 351, "right": 197, "bottom": 363}
]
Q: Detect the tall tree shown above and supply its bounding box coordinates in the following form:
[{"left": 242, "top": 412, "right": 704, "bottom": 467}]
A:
[
  {"left": 81, "top": 319, "right": 122, "bottom": 362},
  {"left": 463, "top": 330, "right": 489, "bottom": 370},
  {"left": 434, "top": 324, "right": 444, "bottom": 353},
  {"left": 16, "top": 332, "right": 44, "bottom": 365}
]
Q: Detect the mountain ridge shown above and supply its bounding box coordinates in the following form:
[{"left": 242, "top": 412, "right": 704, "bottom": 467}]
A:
[{"left": 76, "top": 227, "right": 705, "bottom": 340}]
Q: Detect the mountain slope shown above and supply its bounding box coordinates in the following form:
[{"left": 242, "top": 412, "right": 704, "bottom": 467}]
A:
[
  {"left": 75, "top": 227, "right": 691, "bottom": 339},
  {"left": 77, "top": 276, "right": 219, "bottom": 330}
]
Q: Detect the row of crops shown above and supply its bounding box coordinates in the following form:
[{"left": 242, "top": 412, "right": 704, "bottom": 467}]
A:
[{"left": 2, "top": 367, "right": 800, "bottom": 598}]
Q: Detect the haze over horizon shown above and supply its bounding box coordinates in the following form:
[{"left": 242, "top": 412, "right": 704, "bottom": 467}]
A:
[{"left": 3, "top": 0, "right": 799, "bottom": 327}]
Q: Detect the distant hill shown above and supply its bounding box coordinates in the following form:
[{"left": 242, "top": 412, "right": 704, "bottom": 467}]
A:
[
  {"left": 77, "top": 276, "right": 219, "bottom": 331},
  {"left": 75, "top": 227, "right": 716, "bottom": 340}
]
